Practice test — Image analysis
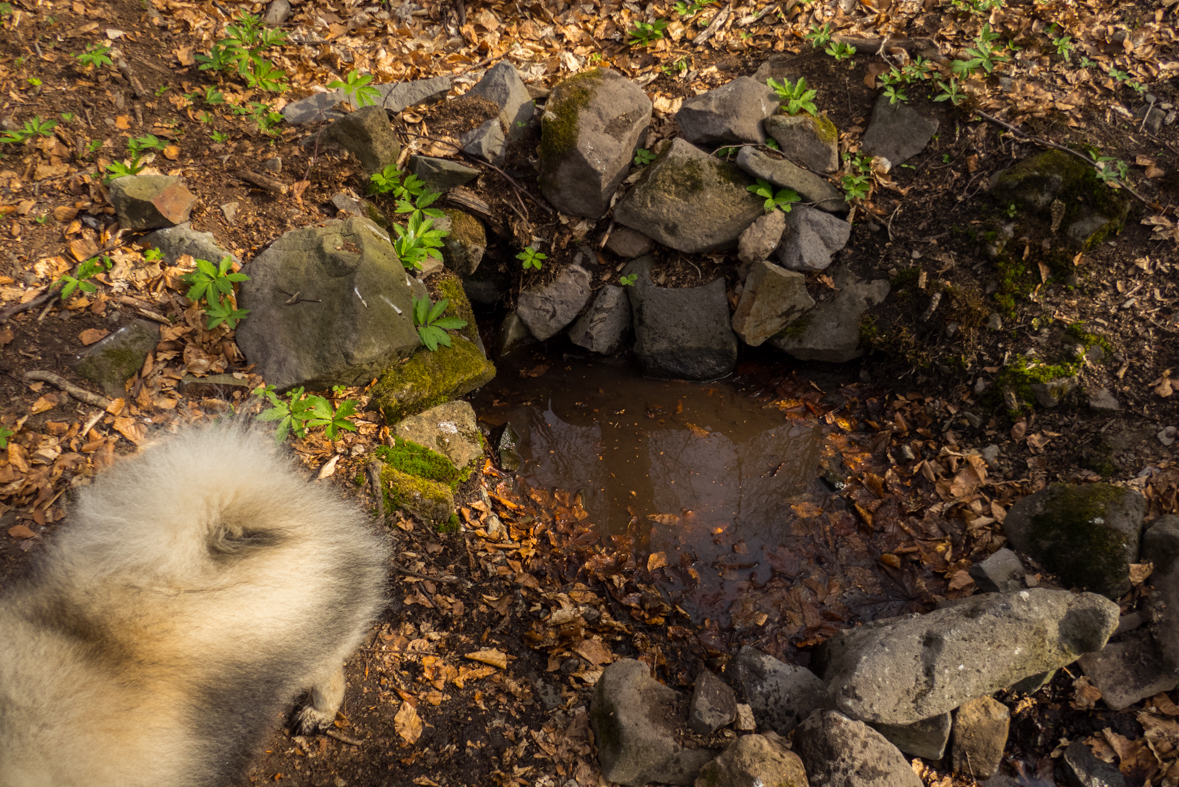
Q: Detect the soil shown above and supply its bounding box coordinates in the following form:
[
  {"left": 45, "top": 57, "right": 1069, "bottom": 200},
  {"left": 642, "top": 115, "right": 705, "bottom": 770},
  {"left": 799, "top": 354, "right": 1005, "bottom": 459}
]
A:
[{"left": 1, "top": 0, "right": 1179, "bottom": 784}]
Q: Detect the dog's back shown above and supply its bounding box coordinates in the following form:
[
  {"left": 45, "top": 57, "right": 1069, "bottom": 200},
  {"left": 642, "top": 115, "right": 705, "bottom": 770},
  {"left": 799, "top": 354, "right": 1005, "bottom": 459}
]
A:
[{"left": 0, "top": 425, "right": 390, "bottom": 787}]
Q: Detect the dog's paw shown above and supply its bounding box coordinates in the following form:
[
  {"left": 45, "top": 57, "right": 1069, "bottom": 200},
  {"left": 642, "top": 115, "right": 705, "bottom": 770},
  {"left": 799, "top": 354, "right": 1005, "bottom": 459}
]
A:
[{"left": 295, "top": 705, "right": 336, "bottom": 735}]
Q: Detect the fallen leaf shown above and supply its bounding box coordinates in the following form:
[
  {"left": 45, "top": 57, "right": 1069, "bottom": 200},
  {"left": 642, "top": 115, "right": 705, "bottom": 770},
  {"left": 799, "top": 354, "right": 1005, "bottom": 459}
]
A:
[
  {"left": 163, "top": 145, "right": 181, "bottom": 160},
  {"left": 647, "top": 551, "right": 668, "bottom": 571},
  {"left": 1129, "top": 562, "right": 1153, "bottom": 586},
  {"left": 685, "top": 423, "right": 709, "bottom": 438},
  {"left": 573, "top": 637, "right": 614, "bottom": 667},
  {"left": 8, "top": 524, "right": 37, "bottom": 539},
  {"left": 465, "top": 649, "right": 509, "bottom": 670},
  {"left": 1072, "top": 676, "right": 1102, "bottom": 710},
  {"left": 79, "top": 328, "right": 109, "bottom": 345},
  {"left": 948, "top": 570, "right": 974, "bottom": 591},
  {"left": 30, "top": 394, "right": 59, "bottom": 414},
  {"left": 115, "top": 115, "right": 131, "bottom": 130},
  {"left": 394, "top": 701, "right": 423, "bottom": 744}
]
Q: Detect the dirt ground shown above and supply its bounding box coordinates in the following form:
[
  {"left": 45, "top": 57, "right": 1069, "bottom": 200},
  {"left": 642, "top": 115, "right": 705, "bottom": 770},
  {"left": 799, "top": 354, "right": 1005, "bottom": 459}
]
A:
[{"left": 2, "top": 0, "right": 1179, "bottom": 783}]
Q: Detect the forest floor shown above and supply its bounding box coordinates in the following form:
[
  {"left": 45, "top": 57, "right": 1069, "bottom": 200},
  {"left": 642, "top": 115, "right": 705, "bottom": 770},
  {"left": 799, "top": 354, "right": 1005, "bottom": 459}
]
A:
[{"left": 1, "top": 0, "right": 1178, "bottom": 784}]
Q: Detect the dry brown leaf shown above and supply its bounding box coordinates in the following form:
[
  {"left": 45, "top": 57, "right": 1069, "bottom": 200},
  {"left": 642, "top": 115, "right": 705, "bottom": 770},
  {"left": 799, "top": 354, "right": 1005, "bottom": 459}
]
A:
[
  {"left": 113, "top": 417, "right": 146, "bottom": 444},
  {"left": 573, "top": 637, "right": 613, "bottom": 667},
  {"left": 115, "top": 115, "right": 131, "bottom": 130},
  {"left": 394, "top": 701, "right": 423, "bottom": 744},
  {"left": 647, "top": 551, "right": 668, "bottom": 571},
  {"left": 1072, "top": 676, "right": 1102, "bottom": 710},
  {"left": 1129, "top": 562, "right": 1153, "bottom": 586},
  {"left": 30, "top": 394, "right": 59, "bottom": 414},
  {"left": 79, "top": 328, "right": 109, "bottom": 346},
  {"left": 685, "top": 423, "right": 709, "bottom": 438},
  {"left": 8, "top": 524, "right": 37, "bottom": 539},
  {"left": 947, "top": 570, "right": 974, "bottom": 591},
  {"left": 465, "top": 649, "right": 509, "bottom": 670}
]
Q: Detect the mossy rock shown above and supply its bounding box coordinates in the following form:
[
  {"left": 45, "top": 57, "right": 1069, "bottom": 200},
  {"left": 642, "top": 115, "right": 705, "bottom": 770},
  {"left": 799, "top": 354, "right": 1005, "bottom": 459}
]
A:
[
  {"left": 438, "top": 208, "right": 486, "bottom": 277},
  {"left": 433, "top": 272, "right": 482, "bottom": 348},
  {"left": 370, "top": 336, "right": 495, "bottom": 423},
  {"left": 380, "top": 464, "right": 454, "bottom": 525},
  {"left": 1003, "top": 482, "right": 1147, "bottom": 599}
]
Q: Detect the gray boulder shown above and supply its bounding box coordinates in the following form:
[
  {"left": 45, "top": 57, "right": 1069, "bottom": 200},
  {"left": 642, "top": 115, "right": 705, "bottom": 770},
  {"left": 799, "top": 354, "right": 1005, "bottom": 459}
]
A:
[
  {"left": 1002, "top": 483, "right": 1146, "bottom": 599},
  {"left": 461, "top": 118, "right": 507, "bottom": 165},
  {"left": 689, "top": 669, "right": 737, "bottom": 735},
  {"left": 1078, "top": 630, "right": 1177, "bottom": 710},
  {"left": 74, "top": 320, "right": 159, "bottom": 398},
  {"left": 870, "top": 714, "right": 952, "bottom": 760},
  {"left": 538, "top": 69, "right": 652, "bottom": 218},
  {"left": 1143, "top": 515, "right": 1179, "bottom": 673},
  {"left": 606, "top": 228, "right": 655, "bottom": 258},
  {"left": 323, "top": 105, "right": 400, "bottom": 176},
  {"left": 489, "top": 422, "right": 522, "bottom": 473},
  {"left": 737, "top": 210, "right": 786, "bottom": 264},
  {"left": 951, "top": 697, "right": 1009, "bottom": 780},
  {"left": 330, "top": 192, "right": 388, "bottom": 229},
  {"left": 142, "top": 222, "right": 236, "bottom": 267},
  {"left": 731, "top": 260, "right": 813, "bottom": 347},
  {"left": 568, "top": 285, "right": 632, "bottom": 355},
  {"left": 407, "top": 155, "right": 480, "bottom": 192},
  {"left": 493, "top": 311, "right": 537, "bottom": 360},
  {"left": 590, "top": 659, "right": 715, "bottom": 787},
  {"left": 516, "top": 262, "right": 593, "bottom": 341},
  {"left": 109, "top": 175, "right": 197, "bottom": 230},
  {"left": 624, "top": 257, "right": 738, "bottom": 381},
  {"left": 436, "top": 209, "right": 487, "bottom": 277},
  {"left": 392, "top": 401, "right": 482, "bottom": 471},
  {"left": 969, "top": 548, "right": 1027, "bottom": 593},
  {"left": 764, "top": 113, "right": 840, "bottom": 173},
  {"left": 776, "top": 206, "right": 851, "bottom": 272},
  {"left": 1063, "top": 739, "right": 1127, "bottom": 787},
  {"left": 732, "top": 646, "right": 827, "bottom": 736},
  {"left": 819, "top": 588, "right": 1119, "bottom": 725},
  {"left": 676, "top": 76, "right": 779, "bottom": 146},
  {"left": 694, "top": 734, "right": 809, "bottom": 787},
  {"left": 736, "top": 147, "right": 846, "bottom": 214},
  {"left": 793, "top": 711, "right": 922, "bottom": 787},
  {"left": 236, "top": 217, "right": 423, "bottom": 391},
  {"left": 861, "top": 94, "right": 939, "bottom": 166},
  {"left": 615, "top": 139, "right": 764, "bottom": 254},
  {"left": 468, "top": 60, "right": 534, "bottom": 144},
  {"left": 768, "top": 264, "right": 889, "bottom": 362},
  {"left": 282, "top": 76, "right": 451, "bottom": 124}
]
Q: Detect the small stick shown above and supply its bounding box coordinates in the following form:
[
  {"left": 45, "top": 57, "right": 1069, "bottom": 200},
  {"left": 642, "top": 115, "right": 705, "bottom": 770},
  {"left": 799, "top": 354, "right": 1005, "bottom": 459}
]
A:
[
  {"left": 24, "top": 371, "right": 113, "bottom": 409},
  {"left": 322, "top": 729, "right": 364, "bottom": 747},
  {"left": 693, "top": 4, "right": 732, "bottom": 47}
]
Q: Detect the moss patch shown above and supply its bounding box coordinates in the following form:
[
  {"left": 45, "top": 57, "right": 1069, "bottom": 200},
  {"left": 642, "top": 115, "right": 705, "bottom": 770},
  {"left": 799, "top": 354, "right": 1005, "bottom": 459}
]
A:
[
  {"left": 433, "top": 271, "right": 481, "bottom": 347},
  {"left": 539, "top": 69, "right": 604, "bottom": 162},
  {"left": 1025, "top": 483, "right": 1134, "bottom": 597},
  {"left": 371, "top": 336, "right": 496, "bottom": 423},
  {"left": 380, "top": 465, "right": 455, "bottom": 526},
  {"left": 814, "top": 114, "right": 839, "bottom": 146}
]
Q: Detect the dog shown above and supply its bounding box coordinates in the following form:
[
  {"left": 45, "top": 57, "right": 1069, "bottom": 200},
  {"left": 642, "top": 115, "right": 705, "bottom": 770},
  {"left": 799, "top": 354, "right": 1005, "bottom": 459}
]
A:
[{"left": 0, "top": 424, "right": 390, "bottom": 787}]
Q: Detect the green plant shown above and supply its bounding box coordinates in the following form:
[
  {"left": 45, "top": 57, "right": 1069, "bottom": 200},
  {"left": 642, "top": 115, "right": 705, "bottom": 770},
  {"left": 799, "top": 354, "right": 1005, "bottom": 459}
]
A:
[
  {"left": 412, "top": 296, "right": 469, "bottom": 352},
  {"left": 934, "top": 78, "right": 966, "bottom": 105},
  {"left": 825, "top": 41, "right": 856, "bottom": 61},
  {"left": 395, "top": 187, "right": 444, "bottom": 223},
  {"left": 211, "top": 130, "right": 229, "bottom": 143},
  {"left": 329, "top": 69, "right": 380, "bottom": 107},
  {"left": 764, "top": 138, "right": 779, "bottom": 151},
  {"left": 54, "top": 255, "right": 112, "bottom": 300},
  {"left": 805, "top": 22, "right": 832, "bottom": 48},
  {"left": 1049, "top": 26, "right": 1073, "bottom": 59},
  {"left": 144, "top": 247, "right": 164, "bottom": 263},
  {"left": 35, "top": 214, "right": 48, "bottom": 225},
  {"left": 634, "top": 148, "right": 657, "bottom": 166},
  {"left": 0, "top": 425, "right": 12, "bottom": 449},
  {"left": 127, "top": 134, "right": 166, "bottom": 156},
  {"left": 841, "top": 153, "right": 873, "bottom": 201},
  {"left": 203, "top": 86, "right": 225, "bottom": 104},
  {"left": 181, "top": 256, "right": 250, "bottom": 329},
  {"left": 84, "top": 139, "right": 102, "bottom": 157},
  {"left": 747, "top": 178, "right": 800, "bottom": 212},
  {"left": 255, "top": 385, "right": 358, "bottom": 441},
  {"left": 950, "top": 0, "right": 1003, "bottom": 15},
  {"left": 0, "top": 3, "right": 12, "bottom": 18},
  {"left": 246, "top": 102, "right": 283, "bottom": 137},
  {"left": 60, "top": 112, "right": 76, "bottom": 124},
  {"left": 660, "top": 58, "right": 688, "bottom": 76},
  {"left": 628, "top": 19, "right": 668, "bottom": 46},
  {"left": 517, "top": 245, "right": 547, "bottom": 271},
  {"left": 103, "top": 160, "right": 144, "bottom": 180},
  {"left": 27, "top": 77, "right": 42, "bottom": 88},
  {"left": 953, "top": 24, "right": 1010, "bottom": 76},
  {"left": 74, "top": 44, "right": 113, "bottom": 70},
  {"left": 194, "top": 12, "right": 288, "bottom": 92},
  {"left": 1094, "top": 157, "right": 1129, "bottom": 186},
  {"left": 1108, "top": 66, "right": 1146, "bottom": 95},
  {"left": 620, "top": 273, "right": 638, "bottom": 286},
  {"left": 392, "top": 212, "right": 447, "bottom": 270},
  {"left": 767, "top": 77, "right": 818, "bottom": 116},
  {"left": 0, "top": 116, "right": 57, "bottom": 145},
  {"left": 1079, "top": 56, "right": 1096, "bottom": 68},
  {"left": 154, "top": 85, "right": 170, "bottom": 97},
  {"left": 673, "top": 0, "right": 714, "bottom": 16}
]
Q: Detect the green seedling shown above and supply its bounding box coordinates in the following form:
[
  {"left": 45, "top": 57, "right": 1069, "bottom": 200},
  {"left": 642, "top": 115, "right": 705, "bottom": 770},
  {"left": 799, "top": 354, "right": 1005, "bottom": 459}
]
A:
[
  {"left": 841, "top": 153, "right": 873, "bottom": 202},
  {"left": 60, "top": 112, "right": 76, "bottom": 124},
  {"left": 392, "top": 212, "right": 447, "bottom": 271},
  {"left": 0, "top": 425, "right": 13, "bottom": 449},
  {"left": 953, "top": 24, "right": 1009, "bottom": 76},
  {"left": 195, "top": 12, "right": 288, "bottom": 92},
  {"left": 950, "top": 0, "right": 1003, "bottom": 15},
  {"left": 1094, "top": 157, "right": 1129, "bottom": 186},
  {"left": 154, "top": 85, "right": 170, "bottom": 97},
  {"left": 54, "top": 255, "right": 112, "bottom": 300},
  {"left": 0, "top": 116, "right": 57, "bottom": 145},
  {"left": 620, "top": 273, "right": 638, "bottom": 286},
  {"left": 825, "top": 41, "right": 856, "bottom": 61},
  {"left": 805, "top": 22, "right": 832, "bottom": 48},
  {"left": 211, "top": 130, "right": 229, "bottom": 143},
  {"left": 628, "top": 19, "right": 668, "bottom": 46},
  {"left": 767, "top": 77, "right": 818, "bottom": 116},
  {"left": 747, "top": 178, "right": 799, "bottom": 212},
  {"left": 255, "top": 385, "right": 358, "bottom": 441},
  {"left": 934, "top": 78, "right": 966, "bottom": 105},
  {"left": 181, "top": 256, "right": 250, "bottom": 330},
  {"left": 1049, "top": 27, "right": 1073, "bottom": 59},
  {"left": 247, "top": 102, "right": 283, "bottom": 137},
  {"left": 412, "top": 296, "right": 469, "bottom": 352},
  {"left": 517, "top": 245, "right": 547, "bottom": 271},
  {"left": 634, "top": 148, "right": 657, "bottom": 166},
  {"left": 329, "top": 69, "right": 380, "bottom": 107},
  {"left": 764, "top": 138, "right": 779, "bottom": 150}
]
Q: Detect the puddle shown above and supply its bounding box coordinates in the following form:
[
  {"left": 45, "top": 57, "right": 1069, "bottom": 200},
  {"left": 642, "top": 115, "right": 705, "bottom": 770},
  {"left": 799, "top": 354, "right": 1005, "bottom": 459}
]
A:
[{"left": 474, "top": 354, "right": 938, "bottom": 638}]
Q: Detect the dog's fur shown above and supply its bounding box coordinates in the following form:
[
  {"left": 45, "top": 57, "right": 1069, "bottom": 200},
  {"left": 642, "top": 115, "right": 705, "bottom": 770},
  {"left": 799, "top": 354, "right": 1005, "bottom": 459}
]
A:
[{"left": 0, "top": 425, "right": 390, "bottom": 787}]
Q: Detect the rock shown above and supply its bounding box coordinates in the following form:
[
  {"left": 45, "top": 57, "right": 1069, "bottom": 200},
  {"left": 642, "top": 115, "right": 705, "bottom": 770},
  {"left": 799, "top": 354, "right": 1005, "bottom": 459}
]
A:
[
  {"left": 606, "top": 228, "right": 655, "bottom": 258},
  {"left": 764, "top": 113, "right": 840, "bottom": 173},
  {"left": 793, "top": 711, "right": 922, "bottom": 787},
  {"left": 516, "top": 263, "right": 593, "bottom": 341},
  {"left": 493, "top": 312, "right": 537, "bottom": 361},
  {"left": 1002, "top": 483, "right": 1146, "bottom": 599},
  {"left": 330, "top": 191, "right": 388, "bottom": 228},
  {"left": 323, "top": 105, "right": 400, "bottom": 176},
  {"left": 870, "top": 714, "right": 952, "bottom": 760},
  {"left": 263, "top": 0, "right": 290, "bottom": 24},
  {"left": 282, "top": 76, "right": 451, "bottom": 124},
  {"left": 435, "top": 209, "right": 486, "bottom": 277},
  {"left": 731, "top": 260, "right": 813, "bottom": 347},
  {"left": 393, "top": 401, "right": 482, "bottom": 471},
  {"left": 861, "top": 94, "right": 939, "bottom": 166},
  {"left": 568, "top": 285, "right": 632, "bottom": 355},
  {"left": 735, "top": 704, "right": 756, "bottom": 731},
  {"left": 538, "top": 69, "right": 652, "bottom": 218},
  {"left": 951, "top": 697, "right": 1009, "bottom": 780},
  {"left": 590, "top": 659, "right": 714, "bottom": 787},
  {"left": 969, "top": 548, "right": 1027, "bottom": 593},
  {"left": 489, "top": 422, "right": 522, "bottom": 472},
  {"left": 768, "top": 264, "right": 889, "bottom": 363},
  {"left": 460, "top": 118, "right": 507, "bottom": 165},
  {"left": 694, "top": 734, "right": 809, "bottom": 787},
  {"left": 675, "top": 76, "right": 779, "bottom": 146},
  {"left": 819, "top": 589, "right": 1120, "bottom": 725},
  {"left": 776, "top": 205, "right": 852, "bottom": 272},
  {"left": 467, "top": 60, "right": 534, "bottom": 144},
  {"left": 1029, "top": 377, "right": 1076, "bottom": 407},
  {"left": 735, "top": 147, "right": 846, "bottom": 214},
  {"left": 142, "top": 222, "right": 237, "bottom": 267},
  {"left": 380, "top": 465, "right": 454, "bottom": 525},
  {"left": 1009, "top": 671, "right": 1055, "bottom": 695},
  {"left": 74, "top": 319, "right": 159, "bottom": 398},
  {"left": 689, "top": 669, "right": 737, "bottom": 735},
  {"left": 1144, "top": 515, "right": 1179, "bottom": 672},
  {"left": 624, "top": 257, "right": 738, "bottom": 381},
  {"left": 1063, "top": 739, "right": 1127, "bottom": 787},
  {"left": 1078, "top": 630, "right": 1177, "bottom": 710},
  {"left": 371, "top": 335, "right": 495, "bottom": 423},
  {"left": 732, "top": 646, "right": 827, "bottom": 736},
  {"left": 989, "top": 150, "right": 1130, "bottom": 251},
  {"left": 1087, "top": 387, "right": 1121, "bottom": 411},
  {"left": 109, "top": 175, "right": 197, "bottom": 230},
  {"left": 407, "top": 155, "right": 480, "bottom": 192},
  {"left": 463, "top": 265, "right": 511, "bottom": 306},
  {"left": 738, "top": 210, "right": 787, "bottom": 264},
  {"left": 615, "top": 139, "right": 764, "bottom": 253},
  {"left": 235, "top": 217, "right": 423, "bottom": 391}
]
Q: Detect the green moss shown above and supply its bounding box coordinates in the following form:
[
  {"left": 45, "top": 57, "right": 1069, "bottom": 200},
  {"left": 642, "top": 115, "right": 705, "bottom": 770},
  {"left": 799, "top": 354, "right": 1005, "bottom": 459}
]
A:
[
  {"left": 370, "top": 336, "right": 496, "bottom": 423},
  {"left": 1065, "top": 321, "right": 1114, "bottom": 358},
  {"left": 434, "top": 271, "right": 481, "bottom": 347},
  {"left": 538, "top": 69, "right": 604, "bottom": 162},
  {"left": 813, "top": 114, "right": 839, "bottom": 146},
  {"left": 1026, "top": 483, "right": 1132, "bottom": 597},
  {"left": 782, "top": 313, "right": 812, "bottom": 339},
  {"left": 436, "top": 512, "right": 461, "bottom": 534},
  {"left": 376, "top": 437, "right": 461, "bottom": 486},
  {"left": 996, "top": 355, "right": 1081, "bottom": 412},
  {"left": 380, "top": 465, "right": 455, "bottom": 525}
]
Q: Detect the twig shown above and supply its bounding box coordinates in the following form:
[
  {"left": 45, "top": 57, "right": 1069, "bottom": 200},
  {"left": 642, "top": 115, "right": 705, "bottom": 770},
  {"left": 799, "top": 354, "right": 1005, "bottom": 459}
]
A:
[
  {"left": 24, "top": 371, "right": 113, "bottom": 409},
  {"left": 116, "top": 295, "right": 170, "bottom": 324},
  {"left": 366, "top": 461, "right": 385, "bottom": 519},
  {"left": 0, "top": 288, "right": 56, "bottom": 323},
  {"left": 115, "top": 58, "right": 149, "bottom": 99},
  {"left": 833, "top": 36, "right": 943, "bottom": 60},
  {"left": 973, "top": 109, "right": 1150, "bottom": 205},
  {"left": 390, "top": 562, "right": 471, "bottom": 588},
  {"left": 692, "top": 4, "right": 732, "bottom": 47},
  {"left": 322, "top": 729, "right": 364, "bottom": 747},
  {"left": 236, "top": 170, "right": 288, "bottom": 195},
  {"left": 738, "top": 2, "right": 778, "bottom": 26}
]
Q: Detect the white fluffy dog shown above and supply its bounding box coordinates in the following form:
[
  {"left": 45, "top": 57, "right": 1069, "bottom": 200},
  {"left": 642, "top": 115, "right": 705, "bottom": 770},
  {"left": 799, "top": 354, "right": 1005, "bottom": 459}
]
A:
[{"left": 0, "top": 425, "right": 390, "bottom": 787}]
